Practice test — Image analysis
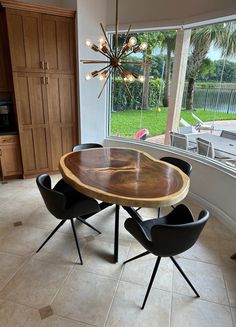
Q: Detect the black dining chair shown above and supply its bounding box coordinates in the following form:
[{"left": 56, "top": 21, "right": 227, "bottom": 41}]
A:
[
  {"left": 124, "top": 204, "right": 209, "bottom": 309},
  {"left": 157, "top": 156, "right": 192, "bottom": 217},
  {"left": 72, "top": 143, "right": 103, "bottom": 151},
  {"left": 136, "top": 156, "right": 192, "bottom": 215},
  {"left": 36, "top": 174, "right": 101, "bottom": 264}
]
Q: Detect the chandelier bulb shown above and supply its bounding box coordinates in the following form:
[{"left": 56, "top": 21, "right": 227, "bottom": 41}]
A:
[
  {"left": 138, "top": 75, "right": 145, "bottom": 82},
  {"left": 85, "top": 39, "right": 92, "bottom": 48},
  {"left": 85, "top": 73, "right": 92, "bottom": 80},
  {"left": 140, "top": 42, "right": 148, "bottom": 51},
  {"left": 128, "top": 36, "right": 137, "bottom": 46}
]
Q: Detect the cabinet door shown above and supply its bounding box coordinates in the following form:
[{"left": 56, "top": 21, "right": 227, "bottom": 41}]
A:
[
  {"left": 46, "top": 74, "right": 77, "bottom": 170},
  {"left": 13, "top": 72, "right": 51, "bottom": 175},
  {"left": 0, "top": 143, "right": 22, "bottom": 176},
  {"left": 6, "top": 9, "right": 44, "bottom": 73},
  {"left": 0, "top": 13, "right": 10, "bottom": 93},
  {"left": 42, "top": 15, "right": 75, "bottom": 74}
]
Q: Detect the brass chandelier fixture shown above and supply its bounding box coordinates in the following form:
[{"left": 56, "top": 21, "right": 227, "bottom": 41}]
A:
[{"left": 81, "top": 0, "right": 148, "bottom": 98}]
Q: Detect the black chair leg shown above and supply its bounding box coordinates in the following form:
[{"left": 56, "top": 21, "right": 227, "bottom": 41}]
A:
[
  {"left": 124, "top": 251, "right": 150, "bottom": 264},
  {"left": 136, "top": 207, "right": 141, "bottom": 212},
  {"left": 36, "top": 220, "right": 66, "bottom": 253},
  {"left": 71, "top": 219, "right": 83, "bottom": 265},
  {"left": 76, "top": 216, "right": 101, "bottom": 234},
  {"left": 170, "top": 256, "right": 200, "bottom": 297},
  {"left": 158, "top": 207, "right": 161, "bottom": 218},
  {"left": 114, "top": 204, "right": 120, "bottom": 263},
  {"left": 141, "top": 256, "right": 161, "bottom": 310}
]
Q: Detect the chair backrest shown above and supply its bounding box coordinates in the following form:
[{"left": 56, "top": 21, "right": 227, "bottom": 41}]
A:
[
  {"left": 72, "top": 143, "right": 103, "bottom": 151},
  {"left": 124, "top": 204, "right": 209, "bottom": 258},
  {"left": 220, "top": 130, "right": 236, "bottom": 140},
  {"left": 178, "top": 126, "right": 193, "bottom": 134},
  {"left": 36, "top": 174, "right": 66, "bottom": 219},
  {"left": 133, "top": 128, "right": 149, "bottom": 140},
  {"left": 196, "top": 137, "right": 215, "bottom": 158},
  {"left": 160, "top": 156, "right": 192, "bottom": 176},
  {"left": 169, "top": 131, "right": 188, "bottom": 150},
  {"left": 150, "top": 205, "right": 209, "bottom": 257}
]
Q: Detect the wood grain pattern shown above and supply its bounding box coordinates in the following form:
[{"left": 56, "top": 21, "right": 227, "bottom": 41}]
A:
[
  {"left": 1, "top": 1, "right": 75, "bottom": 18},
  {"left": 60, "top": 148, "right": 190, "bottom": 208}
]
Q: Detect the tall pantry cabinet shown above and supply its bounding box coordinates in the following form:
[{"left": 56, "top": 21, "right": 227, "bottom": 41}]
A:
[{"left": 1, "top": 1, "right": 78, "bottom": 177}]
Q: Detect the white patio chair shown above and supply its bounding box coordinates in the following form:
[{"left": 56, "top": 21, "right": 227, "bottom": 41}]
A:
[{"left": 169, "top": 131, "right": 196, "bottom": 151}]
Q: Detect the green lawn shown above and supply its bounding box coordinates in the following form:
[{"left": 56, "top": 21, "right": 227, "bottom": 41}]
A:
[{"left": 110, "top": 108, "right": 236, "bottom": 138}]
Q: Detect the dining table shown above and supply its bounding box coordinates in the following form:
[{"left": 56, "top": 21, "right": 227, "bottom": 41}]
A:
[
  {"left": 59, "top": 147, "right": 190, "bottom": 263},
  {"left": 187, "top": 133, "right": 236, "bottom": 156}
]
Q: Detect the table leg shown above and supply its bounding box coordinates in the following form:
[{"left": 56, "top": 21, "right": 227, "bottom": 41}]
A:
[
  {"left": 122, "top": 206, "right": 143, "bottom": 222},
  {"left": 114, "top": 204, "right": 120, "bottom": 263}
]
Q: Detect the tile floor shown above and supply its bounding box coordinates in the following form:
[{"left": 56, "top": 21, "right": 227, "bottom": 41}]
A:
[{"left": 0, "top": 175, "right": 235, "bottom": 327}]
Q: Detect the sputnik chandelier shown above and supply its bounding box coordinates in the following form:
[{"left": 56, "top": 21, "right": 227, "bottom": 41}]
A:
[{"left": 81, "top": 0, "right": 148, "bottom": 98}]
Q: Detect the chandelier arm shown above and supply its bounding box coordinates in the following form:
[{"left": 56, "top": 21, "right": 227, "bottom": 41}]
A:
[
  {"left": 121, "top": 49, "right": 136, "bottom": 59},
  {"left": 115, "top": 0, "right": 119, "bottom": 55},
  {"left": 121, "top": 61, "right": 148, "bottom": 66},
  {"left": 81, "top": 60, "right": 110, "bottom": 64},
  {"left": 100, "top": 23, "right": 115, "bottom": 57},
  {"left": 123, "top": 81, "right": 132, "bottom": 98},
  {"left": 96, "top": 48, "right": 112, "bottom": 60},
  {"left": 117, "top": 24, "right": 132, "bottom": 58},
  {"left": 98, "top": 67, "right": 113, "bottom": 98},
  {"left": 97, "top": 64, "right": 112, "bottom": 74}
]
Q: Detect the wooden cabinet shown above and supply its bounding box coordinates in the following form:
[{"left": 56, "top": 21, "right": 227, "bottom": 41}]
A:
[
  {"left": 13, "top": 72, "right": 51, "bottom": 174},
  {"left": 1, "top": 1, "right": 78, "bottom": 177},
  {"left": 0, "top": 135, "right": 22, "bottom": 177},
  {"left": 0, "top": 11, "right": 11, "bottom": 96}
]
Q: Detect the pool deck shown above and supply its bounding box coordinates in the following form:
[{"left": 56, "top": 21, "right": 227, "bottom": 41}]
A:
[{"left": 147, "top": 120, "right": 236, "bottom": 143}]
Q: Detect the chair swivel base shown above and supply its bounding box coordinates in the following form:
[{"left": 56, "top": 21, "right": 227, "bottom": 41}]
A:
[{"left": 124, "top": 252, "right": 200, "bottom": 309}]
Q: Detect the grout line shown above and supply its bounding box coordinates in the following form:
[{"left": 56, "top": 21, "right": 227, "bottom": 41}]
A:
[{"left": 102, "top": 241, "right": 132, "bottom": 327}]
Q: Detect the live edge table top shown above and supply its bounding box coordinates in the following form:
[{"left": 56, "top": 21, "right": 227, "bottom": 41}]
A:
[{"left": 59, "top": 148, "right": 190, "bottom": 208}]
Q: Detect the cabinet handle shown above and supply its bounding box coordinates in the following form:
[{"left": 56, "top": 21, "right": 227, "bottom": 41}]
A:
[
  {"left": 40, "top": 61, "right": 44, "bottom": 69},
  {"left": 45, "top": 77, "right": 49, "bottom": 85},
  {"left": 45, "top": 61, "right": 49, "bottom": 70}
]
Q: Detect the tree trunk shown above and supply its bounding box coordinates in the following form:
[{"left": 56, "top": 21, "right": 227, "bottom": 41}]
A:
[
  {"left": 186, "top": 77, "right": 195, "bottom": 110},
  {"left": 142, "top": 54, "right": 151, "bottom": 110},
  {"left": 163, "top": 47, "right": 171, "bottom": 107}
]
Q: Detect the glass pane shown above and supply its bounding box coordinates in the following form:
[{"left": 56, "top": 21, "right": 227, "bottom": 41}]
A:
[{"left": 109, "top": 30, "right": 177, "bottom": 144}]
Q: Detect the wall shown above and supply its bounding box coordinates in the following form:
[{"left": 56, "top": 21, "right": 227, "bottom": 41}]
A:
[
  {"left": 107, "top": 0, "right": 236, "bottom": 30},
  {"left": 77, "top": 0, "right": 108, "bottom": 144},
  {"left": 104, "top": 137, "right": 236, "bottom": 234}
]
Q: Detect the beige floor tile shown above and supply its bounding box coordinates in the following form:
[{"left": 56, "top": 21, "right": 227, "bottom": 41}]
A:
[
  {"left": 222, "top": 265, "right": 236, "bottom": 307},
  {"left": 179, "top": 235, "right": 221, "bottom": 265},
  {"left": 121, "top": 243, "right": 173, "bottom": 292},
  {"left": 0, "top": 225, "right": 51, "bottom": 256},
  {"left": 105, "top": 280, "right": 171, "bottom": 327},
  {"left": 0, "top": 258, "right": 72, "bottom": 308},
  {"left": 77, "top": 237, "right": 130, "bottom": 278},
  {"left": 52, "top": 269, "right": 118, "bottom": 326},
  {"left": 218, "top": 240, "right": 236, "bottom": 268},
  {"left": 0, "top": 299, "right": 41, "bottom": 327},
  {"left": 39, "top": 315, "right": 91, "bottom": 327},
  {"left": 173, "top": 258, "right": 229, "bottom": 305},
  {"left": 231, "top": 307, "right": 236, "bottom": 327},
  {"left": 171, "top": 293, "right": 233, "bottom": 327},
  {"left": 0, "top": 252, "right": 26, "bottom": 290},
  {"left": 33, "top": 231, "right": 86, "bottom": 265}
]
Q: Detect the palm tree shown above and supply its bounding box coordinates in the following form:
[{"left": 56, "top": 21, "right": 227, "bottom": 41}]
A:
[
  {"left": 186, "top": 22, "right": 236, "bottom": 110},
  {"left": 161, "top": 32, "right": 176, "bottom": 107},
  {"left": 139, "top": 32, "right": 163, "bottom": 109}
]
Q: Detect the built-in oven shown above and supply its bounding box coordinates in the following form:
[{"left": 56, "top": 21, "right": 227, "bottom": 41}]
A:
[{"left": 0, "top": 100, "right": 16, "bottom": 133}]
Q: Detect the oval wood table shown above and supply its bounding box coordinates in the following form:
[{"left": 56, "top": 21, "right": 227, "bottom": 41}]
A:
[{"left": 59, "top": 147, "right": 190, "bottom": 262}]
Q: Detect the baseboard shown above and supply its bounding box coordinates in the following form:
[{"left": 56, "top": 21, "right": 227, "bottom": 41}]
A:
[{"left": 188, "top": 191, "right": 236, "bottom": 234}]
